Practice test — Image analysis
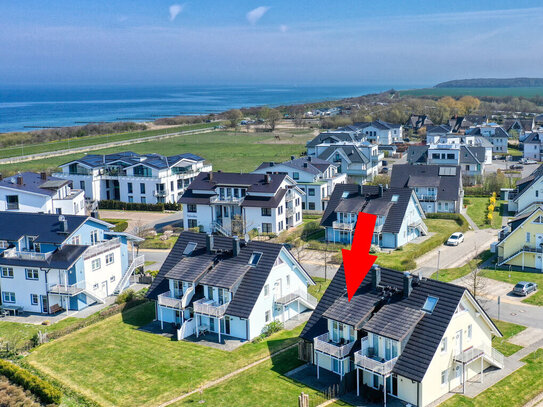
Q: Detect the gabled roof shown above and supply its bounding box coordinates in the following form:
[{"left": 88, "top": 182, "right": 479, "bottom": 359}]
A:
[
  {"left": 317, "top": 145, "right": 369, "bottom": 164},
  {"left": 459, "top": 146, "right": 485, "bottom": 164},
  {"left": 0, "top": 172, "right": 70, "bottom": 197},
  {"left": 307, "top": 132, "right": 363, "bottom": 148},
  {"left": 255, "top": 157, "right": 334, "bottom": 177},
  {"left": 390, "top": 164, "right": 462, "bottom": 202},
  {"left": 524, "top": 132, "right": 543, "bottom": 144},
  {"left": 0, "top": 244, "right": 88, "bottom": 269},
  {"left": 300, "top": 265, "right": 500, "bottom": 382},
  {"left": 426, "top": 124, "right": 451, "bottom": 134},
  {"left": 504, "top": 118, "right": 534, "bottom": 132},
  {"left": 513, "top": 164, "right": 543, "bottom": 201},
  {"left": 407, "top": 145, "right": 429, "bottom": 164},
  {"left": 61, "top": 152, "right": 204, "bottom": 170},
  {"left": 0, "top": 212, "right": 92, "bottom": 244},
  {"left": 354, "top": 120, "right": 402, "bottom": 131},
  {"left": 405, "top": 114, "right": 434, "bottom": 129},
  {"left": 321, "top": 184, "right": 420, "bottom": 234},
  {"left": 467, "top": 126, "right": 510, "bottom": 139}
]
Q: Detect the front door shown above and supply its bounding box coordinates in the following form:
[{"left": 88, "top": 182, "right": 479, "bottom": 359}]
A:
[
  {"left": 537, "top": 255, "right": 543, "bottom": 270},
  {"left": 536, "top": 234, "right": 543, "bottom": 249},
  {"left": 40, "top": 295, "right": 48, "bottom": 314},
  {"left": 386, "top": 375, "right": 398, "bottom": 396},
  {"left": 220, "top": 317, "right": 231, "bottom": 335},
  {"left": 455, "top": 330, "right": 463, "bottom": 355}
]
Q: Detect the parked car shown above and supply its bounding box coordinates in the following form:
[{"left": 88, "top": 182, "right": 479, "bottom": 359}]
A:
[
  {"left": 446, "top": 232, "right": 464, "bottom": 246},
  {"left": 381, "top": 167, "right": 389, "bottom": 174},
  {"left": 510, "top": 164, "right": 523, "bottom": 170},
  {"left": 520, "top": 158, "right": 537, "bottom": 165},
  {"left": 513, "top": 281, "right": 538, "bottom": 296}
]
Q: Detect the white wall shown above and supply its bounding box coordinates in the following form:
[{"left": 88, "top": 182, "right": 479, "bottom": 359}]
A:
[{"left": 82, "top": 246, "right": 123, "bottom": 298}]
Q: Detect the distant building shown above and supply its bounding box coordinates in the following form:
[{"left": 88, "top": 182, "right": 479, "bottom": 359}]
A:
[
  {"left": 54, "top": 152, "right": 211, "bottom": 205},
  {"left": 507, "top": 164, "right": 543, "bottom": 215},
  {"left": 523, "top": 133, "right": 543, "bottom": 161},
  {"left": 179, "top": 172, "right": 304, "bottom": 236},
  {"left": 407, "top": 145, "right": 487, "bottom": 178},
  {"left": 321, "top": 184, "right": 427, "bottom": 248},
  {"left": 306, "top": 131, "right": 366, "bottom": 157},
  {"left": 353, "top": 120, "right": 403, "bottom": 144},
  {"left": 466, "top": 126, "right": 510, "bottom": 153},
  {"left": 0, "top": 172, "right": 85, "bottom": 215},
  {"left": 253, "top": 156, "right": 347, "bottom": 212},
  {"left": 503, "top": 118, "right": 535, "bottom": 141},
  {"left": 390, "top": 164, "right": 463, "bottom": 213},
  {"left": 404, "top": 114, "right": 434, "bottom": 132}
]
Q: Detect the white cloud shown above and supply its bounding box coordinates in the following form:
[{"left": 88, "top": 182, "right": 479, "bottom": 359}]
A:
[
  {"left": 169, "top": 4, "right": 184, "bottom": 22},
  {"left": 279, "top": 25, "right": 288, "bottom": 33},
  {"left": 246, "top": 6, "right": 270, "bottom": 25}
]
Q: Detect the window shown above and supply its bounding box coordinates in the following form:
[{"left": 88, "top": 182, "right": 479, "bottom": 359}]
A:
[
  {"left": 25, "top": 269, "right": 39, "bottom": 280},
  {"left": 308, "top": 202, "right": 315, "bottom": 210},
  {"left": 422, "top": 296, "right": 439, "bottom": 313},
  {"left": 262, "top": 223, "right": 272, "bottom": 233},
  {"left": 467, "top": 324, "right": 472, "bottom": 340},
  {"left": 188, "top": 219, "right": 198, "bottom": 228},
  {"left": 264, "top": 284, "right": 269, "bottom": 297},
  {"left": 440, "top": 337, "right": 447, "bottom": 352},
  {"left": 72, "top": 235, "right": 80, "bottom": 245},
  {"left": 278, "top": 221, "right": 284, "bottom": 231},
  {"left": 1, "top": 267, "right": 14, "bottom": 278},
  {"left": 208, "top": 286, "right": 214, "bottom": 300},
  {"left": 183, "top": 242, "right": 197, "bottom": 255},
  {"left": 30, "top": 294, "right": 38, "bottom": 305},
  {"left": 332, "top": 358, "right": 341, "bottom": 374},
  {"left": 128, "top": 196, "right": 134, "bottom": 203},
  {"left": 308, "top": 188, "right": 315, "bottom": 196},
  {"left": 106, "top": 253, "right": 114, "bottom": 265},
  {"left": 127, "top": 182, "right": 133, "bottom": 194},
  {"left": 6, "top": 195, "right": 19, "bottom": 210},
  {"left": 141, "top": 197, "right": 146, "bottom": 204},
  {"left": 90, "top": 230, "right": 99, "bottom": 245},
  {"left": 278, "top": 205, "right": 283, "bottom": 215},
  {"left": 391, "top": 194, "right": 399, "bottom": 203},
  {"left": 341, "top": 191, "right": 350, "bottom": 199},
  {"left": 261, "top": 207, "right": 271, "bottom": 216},
  {"left": 140, "top": 183, "right": 146, "bottom": 194},
  {"left": 265, "top": 310, "right": 271, "bottom": 323},
  {"left": 0, "top": 240, "right": 7, "bottom": 249},
  {"left": 249, "top": 252, "right": 263, "bottom": 266},
  {"left": 171, "top": 181, "right": 174, "bottom": 191},
  {"left": 187, "top": 204, "right": 197, "bottom": 213},
  {"left": 110, "top": 275, "right": 116, "bottom": 282},
  {"left": 2, "top": 292, "right": 15, "bottom": 303},
  {"left": 533, "top": 216, "right": 543, "bottom": 224},
  {"left": 80, "top": 180, "right": 86, "bottom": 190},
  {"left": 527, "top": 232, "right": 531, "bottom": 243},
  {"left": 92, "top": 258, "right": 101, "bottom": 271},
  {"left": 537, "top": 190, "right": 540, "bottom": 198},
  {"left": 293, "top": 172, "right": 299, "bottom": 180},
  {"left": 441, "top": 369, "right": 449, "bottom": 386}
]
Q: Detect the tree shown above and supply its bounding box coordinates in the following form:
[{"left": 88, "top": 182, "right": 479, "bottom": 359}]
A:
[
  {"left": 462, "top": 263, "right": 487, "bottom": 301},
  {"left": 459, "top": 96, "right": 481, "bottom": 114},
  {"left": 225, "top": 109, "right": 242, "bottom": 129},
  {"left": 266, "top": 108, "right": 282, "bottom": 131}
]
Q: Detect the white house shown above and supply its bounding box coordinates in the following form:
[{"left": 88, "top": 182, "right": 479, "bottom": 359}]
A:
[
  {"left": 53, "top": 152, "right": 211, "bottom": 205},
  {"left": 306, "top": 131, "right": 366, "bottom": 157},
  {"left": 253, "top": 156, "right": 347, "bottom": 212},
  {"left": 523, "top": 133, "right": 543, "bottom": 161},
  {"left": 507, "top": 164, "right": 543, "bottom": 215},
  {"left": 147, "top": 232, "right": 316, "bottom": 342},
  {"left": 180, "top": 172, "right": 304, "bottom": 236},
  {"left": 0, "top": 172, "right": 85, "bottom": 215},
  {"left": 354, "top": 120, "right": 403, "bottom": 144},
  {"left": 299, "top": 265, "right": 503, "bottom": 407},
  {"left": 466, "top": 125, "right": 510, "bottom": 153},
  {"left": 321, "top": 184, "right": 427, "bottom": 248},
  {"left": 0, "top": 212, "right": 143, "bottom": 314}
]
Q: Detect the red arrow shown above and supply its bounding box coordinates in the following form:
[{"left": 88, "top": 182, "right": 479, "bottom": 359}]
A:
[{"left": 342, "top": 212, "right": 378, "bottom": 301}]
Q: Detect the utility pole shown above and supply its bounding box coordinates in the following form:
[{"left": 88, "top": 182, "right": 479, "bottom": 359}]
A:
[
  {"left": 324, "top": 240, "right": 328, "bottom": 281},
  {"left": 436, "top": 250, "right": 441, "bottom": 279}
]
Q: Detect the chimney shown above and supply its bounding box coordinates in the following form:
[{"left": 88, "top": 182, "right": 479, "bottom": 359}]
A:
[
  {"left": 307, "top": 156, "right": 312, "bottom": 162},
  {"left": 17, "top": 176, "right": 23, "bottom": 185},
  {"left": 371, "top": 265, "right": 381, "bottom": 291},
  {"left": 209, "top": 172, "right": 213, "bottom": 182},
  {"left": 232, "top": 236, "right": 240, "bottom": 257},
  {"left": 378, "top": 184, "right": 384, "bottom": 198},
  {"left": 206, "top": 234, "right": 214, "bottom": 254},
  {"left": 59, "top": 215, "right": 68, "bottom": 233},
  {"left": 403, "top": 272, "right": 413, "bottom": 298},
  {"left": 40, "top": 172, "right": 47, "bottom": 180},
  {"left": 265, "top": 174, "right": 271, "bottom": 183}
]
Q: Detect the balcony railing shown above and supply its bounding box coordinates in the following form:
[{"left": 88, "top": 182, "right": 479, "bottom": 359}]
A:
[
  {"left": 417, "top": 194, "right": 437, "bottom": 202},
  {"left": 154, "top": 190, "right": 167, "bottom": 198},
  {"left": 210, "top": 195, "right": 244, "bottom": 205},
  {"left": 286, "top": 190, "right": 296, "bottom": 202},
  {"left": 286, "top": 207, "right": 295, "bottom": 217},
  {"left": 2, "top": 248, "right": 52, "bottom": 261},
  {"left": 193, "top": 298, "right": 229, "bottom": 318},
  {"left": 354, "top": 338, "right": 398, "bottom": 376},
  {"left": 332, "top": 221, "right": 355, "bottom": 231},
  {"left": 157, "top": 291, "right": 184, "bottom": 308},
  {"left": 83, "top": 237, "right": 121, "bottom": 259},
  {"left": 48, "top": 280, "right": 86, "bottom": 296},
  {"left": 454, "top": 344, "right": 504, "bottom": 368},
  {"left": 313, "top": 333, "right": 355, "bottom": 359},
  {"left": 275, "top": 288, "right": 318, "bottom": 309}
]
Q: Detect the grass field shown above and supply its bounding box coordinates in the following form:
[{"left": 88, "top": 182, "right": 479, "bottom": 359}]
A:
[
  {"left": 480, "top": 268, "right": 543, "bottom": 306},
  {"left": 26, "top": 302, "right": 306, "bottom": 407},
  {"left": 399, "top": 87, "right": 543, "bottom": 98},
  {"left": 0, "top": 122, "right": 220, "bottom": 159},
  {"left": 465, "top": 197, "right": 503, "bottom": 229},
  {"left": 441, "top": 349, "right": 543, "bottom": 407},
  {"left": 430, "top": 250, "right": 493, "bottom": 283},
  {"left": 0, "top": 317, "right": 84, "bottom": 349},
  {"left": 0, "top": 130, "right": 313, "bottom": 176},
  {"left": 308, "top": 277, "right": 331, "bottom": 301},
  {"left": 492, "top": 320, "right": 526, "bottom": 357}
]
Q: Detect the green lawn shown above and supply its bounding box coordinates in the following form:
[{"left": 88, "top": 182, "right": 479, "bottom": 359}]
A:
[
  {"left": 26, "top": 302, "right": 306, "bottom": 407},
  {"left": 0, "top": 131, "right": 311, "bottom": 176},
  {"left": 430, "top": 250, "right": 493, "bottom": 283},
  {"left": 309, "top": 277, "right": 331, "bottom": 301},
  {"left": 480, "top": 268, "right": 543, "bottom": 306},
  {"left": 375, "top": 218, "right": 468, "bottom": 271},
  {"left": 441, "top": 349, "right": 543, "bottom": 407},
  {"left": 492, "top": 320, "right": 526, "bottom": 357},
  {"left": 139, "top": 234, "right": 178, "bottom": 249},
  {"left": 507, "top": 147, "right": 523, "bottom": 157},
  {"left": 399, "top": 87, "right": 543, "bottom": 98},
  {"left": 465, "top": 197, "right": 503, "bottom": 229},
  {"left": 0, "top": 122, "right": 219, "bottom": 159}
]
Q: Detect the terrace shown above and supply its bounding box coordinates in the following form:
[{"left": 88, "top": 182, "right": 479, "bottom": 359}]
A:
[
  {"left": 313, "top": 332, "right": 355, "bottom": 359},
  {"left": 354, "top": 337, "right": 398, "bottom": 376},
  {"left": 193, "top": 298, "right": 229, "bottom": 318},
  {"left": 2, "top": 248, "right": 52, "bottom": 261},
  {"left": 157, "top": 291, "right": 183, "bottom": 309}
]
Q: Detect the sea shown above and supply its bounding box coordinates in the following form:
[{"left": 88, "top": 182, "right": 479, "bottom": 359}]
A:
[{"left": 0, "top": 84, "right": 409, "bottom": 133}]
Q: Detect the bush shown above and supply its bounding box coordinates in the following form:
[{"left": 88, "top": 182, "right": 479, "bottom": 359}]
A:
[
  {"left": 0, "top": 360, "right": 61, "bottom": 405},
  {"left": 98, "top": 200, "right": 165, "bottom": 212},
  {"left": 0, "top": 376, "right": 42, "bottom": 407},
  {"left": 147, "top": 270, "right": 160, "bottom": 278},
  {"left": 115, "top": 289, "right": 135, "bottom": 304},
  {"left": 253, "top": 321, "right": 284, "bottom": 342},
  {"left": 102, "top": 219, "right": 129, "bottom": 232}
]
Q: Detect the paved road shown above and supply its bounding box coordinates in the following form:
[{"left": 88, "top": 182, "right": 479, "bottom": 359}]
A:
[
  {"left": 139, "top": 249, "right": 169, "bottom": 271},
  {"left": 484, "top": 297, "right": 543, "bottom": 328}
]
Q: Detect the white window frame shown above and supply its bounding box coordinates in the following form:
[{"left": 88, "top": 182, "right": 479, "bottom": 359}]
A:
[
  {"left": 106, "top": 253, "right": 114, "bottom": 265},
  {"left": 0, "top": 240, "right": 9, "bottom": 249},
  {"left": 264, "top": 284, "right": 269, "bottom": 297},
  {"left": 92, "top": 258, "right": 101, "bottom": 271},
  {"left": 265, "top": 310, "right": 271, "bottom": 323},
  {"left": 30, "top": 293, "right": 39, "bottom": 305},
  {"left": 1, "top": 267, "right": 14, "bottom": 278},
  {"left": 2, "top": 292, "right": 15, "bottom": 303},
  {"left": 441, "top": 369, "right": 449, "bottom": 386},
  {"left": 440, "top": 337, "right": 447, "bottom": 353},
  {"left": 25, "top": 268, "right": 39, "bottom": 280},
  {"left": 467, "top": 324, "right": 472, "bottom": 340}
]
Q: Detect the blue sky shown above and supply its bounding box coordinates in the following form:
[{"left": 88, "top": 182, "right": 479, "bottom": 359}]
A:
[{"left": 2, "top": 0, "right": 543, "bottom": 86}]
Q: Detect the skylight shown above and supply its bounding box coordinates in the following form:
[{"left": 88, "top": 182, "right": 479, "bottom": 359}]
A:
[
  {"left": 341, "top": 191, "right": 350, "bottom": 199},
  {"left": 422, "top": 296, "right": 439, "bottom": 313},
  {"left": 248, "top": 252, "right": 263, "bottom": 266},
  {"left": 183, "top": 242, "right": 197, "bottom": 256},
  {"left": 391, "top": 194, "right": 399, "bottom": 202}
]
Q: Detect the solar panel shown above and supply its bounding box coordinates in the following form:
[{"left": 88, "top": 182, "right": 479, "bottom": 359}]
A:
[{"left": 438, "top": 167, "right": 457, "bottom": 176}]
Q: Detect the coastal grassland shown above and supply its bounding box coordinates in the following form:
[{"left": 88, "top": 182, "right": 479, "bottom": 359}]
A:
[
  {"left": 399, "top": 87, "right": 543, "bottom": 98},
  {"left": 0, "top": 130, "right": 313, "bottom": 175},
  {"left": 26, "top": 302, "right": 306, "bottom": 407},
  {"left": 0, "top": 122, "right": 219, "bottom": 159}
]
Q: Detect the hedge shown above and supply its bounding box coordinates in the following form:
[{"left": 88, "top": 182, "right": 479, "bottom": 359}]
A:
[
  {"left": 102, "top": 218, "right": 129, "bottom": 232},
  {"left": 0, "top": 360, "right": 61, "bottom": 405},
  {"left": 98, "top": 200, "right": 181, "bottom": 212}
]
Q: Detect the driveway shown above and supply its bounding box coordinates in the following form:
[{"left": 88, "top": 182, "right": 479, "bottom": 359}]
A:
[{"left": 99, "top": 210, "right": 183, "bottom": 233}]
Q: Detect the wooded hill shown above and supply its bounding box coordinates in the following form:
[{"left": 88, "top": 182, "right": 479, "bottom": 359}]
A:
[{"left": 435, "top": 78, "right": 543, "bottom": 88}]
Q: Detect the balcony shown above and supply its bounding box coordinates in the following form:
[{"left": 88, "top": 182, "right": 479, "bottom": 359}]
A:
[
  {"left": 2, "top": 248, "right": 52, "bottom": 261},
  {"left": 313, "top": 332, "right": 355, "bottom": 359},
  {"left": 154, "top": 190, "right": 167, "bottom": 198},
  {"left": 285, "top": 190, "right": 296, "bottom": 202},
  {"left": 48, "top": 280, "right": 85, "bottom": 296},
  {"left": 210, "top": 195, "right": 244, "bottom": 205},
  {"left": 417, "top": 194, "right": 437, "bottom": 202},
  {"left": 83, "top": 237, "right": 121, "bottom": 259},
  {"left": 275, "top": 288, "right": 317, "bottom": 309},
  {"left": 454, "top": 344, "right": 504, "bottom": 369},
  {"left": 354, "top": 337, "right": 398, "bottom": 376},
  {"left": 286, "top": 206, "right": 295, "bottom": 217},
  {"left": 103, "top": 168, "right": 127, "bottom": 177},
  {"left": 193, "top": 298, "right": 229, "bottom": 318},
  {"left": 157, "top": 291, "right": 184, "bottom": 308},
  {"left": 332, "top": 221, "right": 355, "bottom": 231}
]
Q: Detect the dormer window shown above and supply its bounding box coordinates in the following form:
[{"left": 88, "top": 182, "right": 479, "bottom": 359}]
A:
[
  {"left": 422, "top": 296, "right": 439, "bottom": 313},
  {"left": 248, "top": 252, "right": 262, "bottom": 266},
  {"left": 183, "top": 242, "right": 197, "bottom": 256}
]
